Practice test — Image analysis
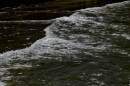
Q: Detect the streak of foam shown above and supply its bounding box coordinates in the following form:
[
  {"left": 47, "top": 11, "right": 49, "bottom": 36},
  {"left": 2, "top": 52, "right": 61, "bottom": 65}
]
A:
[{"left": 0, "top": 19, "right": 56, "bottom": 24}]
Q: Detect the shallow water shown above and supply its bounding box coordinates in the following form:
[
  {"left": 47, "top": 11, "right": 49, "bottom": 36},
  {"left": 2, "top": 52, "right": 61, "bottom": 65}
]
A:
[{"left": 0, "top": 1, "right": 130, "bottom": 86}]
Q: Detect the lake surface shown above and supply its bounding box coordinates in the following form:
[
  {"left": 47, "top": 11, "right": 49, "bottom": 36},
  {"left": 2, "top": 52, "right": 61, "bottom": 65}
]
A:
[{"left": 0, "top": 0, "right": 130, "bottom": 86}]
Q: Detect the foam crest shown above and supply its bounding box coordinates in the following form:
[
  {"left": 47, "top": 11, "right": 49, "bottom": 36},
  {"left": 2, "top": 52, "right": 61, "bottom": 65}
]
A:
[{"left": 0, "top": 1, "right": 129, "bottom": 62}]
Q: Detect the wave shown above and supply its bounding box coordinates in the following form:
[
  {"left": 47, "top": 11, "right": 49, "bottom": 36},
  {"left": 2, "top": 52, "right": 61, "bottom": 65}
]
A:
[{"left": 0, "top": 1, "right": 130, "bottom": 85}]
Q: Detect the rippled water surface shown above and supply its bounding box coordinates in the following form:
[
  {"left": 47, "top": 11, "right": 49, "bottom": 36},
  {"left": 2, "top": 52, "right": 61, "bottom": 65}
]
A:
[{"left": 0, "top": 1, "right": 130, "bottom": 86}]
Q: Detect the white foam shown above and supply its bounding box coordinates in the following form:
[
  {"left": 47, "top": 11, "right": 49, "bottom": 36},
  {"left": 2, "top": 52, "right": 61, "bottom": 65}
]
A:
[
  {"left": 0, "top": 0, "right": 129, "bottom": 62},
  {"left": 0, "top": 0, "right": 129, "bottom": 61},
  {"left": 0, "top": 82, "right": 6, "bottom": 86},
  {"left": 122, "top": 33, "right": 130, "bottom": 40}
]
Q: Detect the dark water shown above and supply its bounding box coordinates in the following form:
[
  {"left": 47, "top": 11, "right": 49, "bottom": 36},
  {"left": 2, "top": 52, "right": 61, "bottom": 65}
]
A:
[
  {"left": 0, "top": 0, "right": 130, "bottom": 86},
  {"left": 0, "top": 0, "right": 55, "bottom": 8},
  {"left": 0, "top": 22, "right": 50, "bottom": 53}
]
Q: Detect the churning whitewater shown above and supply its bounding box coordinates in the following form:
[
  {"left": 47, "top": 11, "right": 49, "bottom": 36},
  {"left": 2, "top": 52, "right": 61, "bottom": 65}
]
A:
[{"left": 0, "top": 1, "right": 130, "bottom": 85}]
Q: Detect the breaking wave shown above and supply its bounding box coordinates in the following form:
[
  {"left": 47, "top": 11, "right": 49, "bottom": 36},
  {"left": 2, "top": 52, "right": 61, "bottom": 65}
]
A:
[{"left": 0, "top": 1, "right": 130, "bottom": 85}]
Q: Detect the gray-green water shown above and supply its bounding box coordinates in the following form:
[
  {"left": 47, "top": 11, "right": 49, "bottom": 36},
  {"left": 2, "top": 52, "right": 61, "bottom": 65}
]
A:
[{"left": 0, "top": 1, "right": 130, "bottom": 86}]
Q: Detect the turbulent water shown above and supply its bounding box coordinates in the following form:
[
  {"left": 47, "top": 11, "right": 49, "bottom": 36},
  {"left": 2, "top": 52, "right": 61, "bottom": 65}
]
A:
[{"left": 0, "top": 1, "right": 130, "bottom": 86}]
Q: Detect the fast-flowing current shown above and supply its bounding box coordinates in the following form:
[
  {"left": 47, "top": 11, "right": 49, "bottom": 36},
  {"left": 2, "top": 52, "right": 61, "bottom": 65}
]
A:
[{"left": 0, "top": 1, "right": 130, "bottom": 86}]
